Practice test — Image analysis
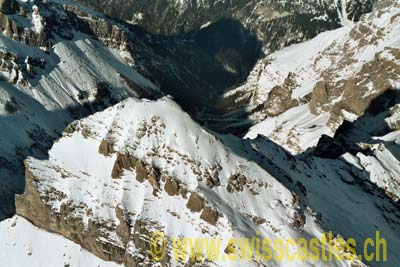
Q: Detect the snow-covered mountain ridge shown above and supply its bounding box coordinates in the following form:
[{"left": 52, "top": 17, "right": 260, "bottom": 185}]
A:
[
  {"left": 0, "top": 0, "right": 261, "bottom": 218},
  {"left": 0, "top": 0, "right": 161, "bottom": 218},
  {"left": 0, "top": 1, "right": 399, "bottom": 267},
  {"left": 16, "top": 96, "right": 391, "bottom": 267},
  {"left": 222, "top": 0, "right": 400, "bottom": 153},
  {"left": 12, "top": 90, "right": 400, "bottom": 267},
  {"left": 15, "top": 97, "right": 299, "bottom": 266}
]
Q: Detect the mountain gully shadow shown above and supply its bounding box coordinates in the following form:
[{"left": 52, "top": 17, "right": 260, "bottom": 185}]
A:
[
  {"left": 1, "top": 79, "right": 399, "bottom": 266},
  {"left": 2, "top": 3, "right": 396, "bottom": 265},
  {"left": 219, "top": 90, "right": 400, "bottom": 267},
  {"left": 74, "top": 10, "right": 263, "bottom": 114},
  {"left": 0, "top": 4, "right": 262, "bottom": 219},
  {"left": 312, "top": 89, "right": 400, "bottom": 160}
]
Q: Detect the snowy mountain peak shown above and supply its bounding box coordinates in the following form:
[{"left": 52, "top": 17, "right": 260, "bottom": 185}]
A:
[
  {"left": 0, "top": 1, "right": 399, "bottom": 267},
  {"left": 236, "top": 1, "right": 400, "bottom": 153},
  {"left": 16, "top": 97, "right": 307, "bottom": 266}
]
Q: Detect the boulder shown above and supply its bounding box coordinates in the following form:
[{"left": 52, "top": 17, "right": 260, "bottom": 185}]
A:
[
  {"left": 98, "top": 139, "right": 114, "bottom": 156},
  {"left": 135, "top": 161, "right": 147, "bottom": 183},
  {"left": 200, "top": 207, "right": 219, "bottom": 225},
  {"left": 186, "top": 192, "right": 204, "bottom": 213},
  {"left": 164, "top": 176, "right": 180, "bottom": 196}
]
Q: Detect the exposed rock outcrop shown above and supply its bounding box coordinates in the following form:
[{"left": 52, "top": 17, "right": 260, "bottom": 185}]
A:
[
  {"left": 111, "top": 153, "right": 137, "bottom": 179},
  {"left": 261, "top": 72, "right": 299, "bottom": 117},
  {"left": 310, "top": 49, "right": 400, "bottom": 121},
  {"left": 386, "top": 104, "right": 400, "bottom": 130},
  {"left": 15, "top": 161, "right": 168, "bottom": 267},
  {"left": 0, "top": 6, "right": 49, "bottom": 48},
  {"left": 16, "top": 163, "right": 127, "bottom": 264},
  {"left": 164, "top": 176, "right": 180, "bottom": 196},
  {"left": 98, "top": 139, "right": 115, "bottom": 156},
  {"left": 200, "top": 206, "right": 219, "bottom": 225},
  {"left": 186, "top": 192, "right": 205, "bottom": 213},
  {"left": 240, "top": 2, "right": 400, "bottom": 154},
  {"left": 72, "top": 0, "right": 374, "bottom": 50}
]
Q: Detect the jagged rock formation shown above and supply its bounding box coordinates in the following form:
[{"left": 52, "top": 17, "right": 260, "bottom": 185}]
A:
[
  {"left": 15, "top": 97, "right": 378, "bottom": 267},
  {"left": 0, "top": 1, "right": 399, "bottom": 267},
  {"left": 72, "top": 0, "right": 375, "bottom": 51},
  {"left": 0, "top": 0, "right": 165, "bottom": 218},
  {"left": 0, "top": 2, "right": 49, "bottom": 48},
  {"left": 386, "top": 104, "right": 400, "bottom": 130},
  {"left": 0, "top": 51, "right": 46, "bottom": 85},
  {"left": 0, "top": 0, "right": 261, "bottom": 218},
  {"left": 232, "top": 1, "right": 400, "bottom": 153},
  {"left": 326, "top": 90, "right": 400, "bottom": 201}
]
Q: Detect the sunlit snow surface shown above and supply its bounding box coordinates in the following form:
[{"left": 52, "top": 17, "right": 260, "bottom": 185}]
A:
[
  {"left": 22, "top": 97, "right": 397, "bottom": 267},
  {"left": 0, "top": 216, "right": 123, "bottom": 267},
  {"left": 242, "top": 3, "right": 400, "bottom": 153}
]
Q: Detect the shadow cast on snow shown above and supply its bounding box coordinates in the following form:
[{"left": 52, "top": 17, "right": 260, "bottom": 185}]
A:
[
  {"left": 218, "top": 90, "right": 400, "bottom": 267},
  {"left": 2, "top": 5, "right": 399, "bottom": 266},
  {"left": 0, "top": 12, "right": 263, "bottom": 219},
  {"left": 1, "top": 81, "right": 399, "bottom": 267}
]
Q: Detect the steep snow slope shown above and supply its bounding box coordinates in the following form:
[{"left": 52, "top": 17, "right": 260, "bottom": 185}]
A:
[
  {"left": 246, "top": 104, "right": 334, "bottom": 153},
  {"left": 0, "top": 0, "right": 260, "bottom": 219},
  {"left": 246, "top": 132, "right": 400, "bottom": 267},
  {"left": 53, "top": 0, "right": 263, "bottom": 113},
  {"left": 314, "top": 90, "right": 400, "bottom": 200},
  {"left": 0, "top": 216, "right": 123, "bottom": 267},
  {"left": 0, "top": 1, "right": 399, "bottom": 267},
  {"left": 234, "top": 1, "right": 400, "bottom": 153},
  {"left": 0, "top": 0, "right": 160, "bottom": 218},
  {"left": 16, "top": 97, "right": 398, "bottom": 267}
]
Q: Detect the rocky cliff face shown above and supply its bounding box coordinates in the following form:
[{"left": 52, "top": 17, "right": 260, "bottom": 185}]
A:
[
  {"left": 0, "top": 1, "right": 49, "bottom": 48},
  {"left": 0, "top": 1, "right": 400, "bottom": 267},
  {"left": 61, "top": 2, "right": 262, "bottom": 115},
  {"left": 0, "top": 0, "right": 262, "bottom": 113},
  {"left": 0, "top": 0, "right": 164, "bottom": 218},
  {"left": 16, "top": 97, "right": 400, "bottom": 267},
  {"left": 14, "top": 98, "right": 299, "bottom": 266},
  {"left": 0, "top": 0, "right": 263, "bottom": 219},
  {"left": 233, "top": 1, "right": 400, "bottom": 152},
  {"left": 71, "top": 0, "right": 374, "bottom": 51}
]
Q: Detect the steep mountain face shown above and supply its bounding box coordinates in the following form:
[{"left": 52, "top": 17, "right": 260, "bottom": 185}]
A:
[
  {"left": 58, "top": 1, "right": 262, "bottom": 113},
  {"left": 16, "top": 97, "right": 400, "bottom": 267},
  {"left": 71, "top": 0, "right": 374, "bottom": 51},
  {"left": 0, "top": 0, "right": 261, "bottom": 218},
  {"left": 0, "top": 1, "right": 399, "bottom": 267},
  {"left": 223, "top": 0, "right": 400, "bottom": 149},
  {"left": 14, "top": 98, "right": 301, "bottom": 266},
  {"left": 0, "top": 216, "right": 122, "bottom": 267},
  {"left": 310, "top": 89, "right": 400, "bottom": 201},
  {"left": 0, "top": 0, "right": 160, "bottom": 218},
  {"left": 12, "top": 95, "right": 400, "bottom": 267}
]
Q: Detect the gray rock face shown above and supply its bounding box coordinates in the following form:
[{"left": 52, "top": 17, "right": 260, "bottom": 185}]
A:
[
  {"left": 72, "top": 0, "right": 375, "bottom": 50},
  {"left": 0, "top": 1, "right": 49, "bottom": 48},
  {"left": 0, "top": 0, "right": 17, "bottom": 14}
]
